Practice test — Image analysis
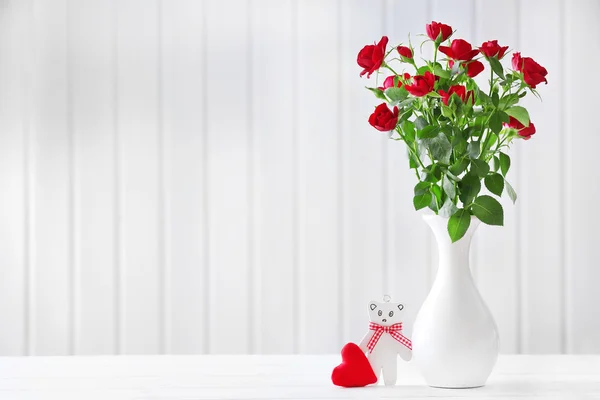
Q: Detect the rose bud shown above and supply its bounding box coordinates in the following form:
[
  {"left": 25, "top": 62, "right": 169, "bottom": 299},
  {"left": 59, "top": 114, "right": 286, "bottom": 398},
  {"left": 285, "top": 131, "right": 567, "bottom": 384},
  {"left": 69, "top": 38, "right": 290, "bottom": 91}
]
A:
[
  {"left": 397, "top": 46, "right": 413, "bottom": 59},
  {"left": 368, "top": 103, "right": 400, "bottom": 132},
  {"left": 479, "top": 40, "right": 509, "bottom": 59},
  {"left": 426, "top": 21, "right": 453, "bottom": 42},
  {"left": 512, "top": 52, "right": 548, "bottom": 88},
  {"left": 504, "top": 116, "right": 536, "bottom": 140},
  {"left": 379, "top": 73, "right": 411, "bottom": 90},
  {"left": 357, "top": 36, "right": 389, "bottom": 78}
]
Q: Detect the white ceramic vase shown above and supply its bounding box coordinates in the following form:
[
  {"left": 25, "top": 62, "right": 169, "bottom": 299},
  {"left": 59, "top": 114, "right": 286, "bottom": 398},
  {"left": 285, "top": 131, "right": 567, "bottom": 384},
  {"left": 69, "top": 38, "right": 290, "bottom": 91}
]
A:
[{"left": 412, "top": 214, "right": 499, "bottom": 388}]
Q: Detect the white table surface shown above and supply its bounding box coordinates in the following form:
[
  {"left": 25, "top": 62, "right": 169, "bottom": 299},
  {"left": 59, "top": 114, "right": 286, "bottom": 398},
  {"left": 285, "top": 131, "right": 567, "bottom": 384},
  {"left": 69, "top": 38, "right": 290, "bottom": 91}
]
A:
[{"left": 0, "top": 355, "right": 599, "bottom": 400}]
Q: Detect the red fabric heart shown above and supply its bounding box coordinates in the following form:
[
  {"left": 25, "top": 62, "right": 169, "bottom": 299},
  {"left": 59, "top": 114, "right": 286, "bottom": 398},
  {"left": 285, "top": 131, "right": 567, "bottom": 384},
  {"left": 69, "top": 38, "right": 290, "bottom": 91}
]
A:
[{"left": 331, "top": 343, "right": 377, "bottom": 387}]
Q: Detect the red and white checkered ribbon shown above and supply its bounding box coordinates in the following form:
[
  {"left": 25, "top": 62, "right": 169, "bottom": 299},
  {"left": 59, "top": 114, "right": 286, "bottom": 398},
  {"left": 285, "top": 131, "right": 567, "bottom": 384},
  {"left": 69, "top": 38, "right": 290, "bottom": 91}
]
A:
[{"left": 367, "top": 322, "right": 412, "bottom": 353}]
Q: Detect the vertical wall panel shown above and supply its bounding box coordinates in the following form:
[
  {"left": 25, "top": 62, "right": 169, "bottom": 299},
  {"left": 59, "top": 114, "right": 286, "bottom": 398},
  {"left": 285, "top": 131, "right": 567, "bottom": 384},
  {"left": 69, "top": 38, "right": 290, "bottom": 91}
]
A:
[
  {"left": 296, "top": 0, "right": 341, "bottom": 353},
  {"left": 0, "top": 0, "right": 28, "bottom": 355},
  {"left": 162, "top": 0, "right": 207, "bottom": 355},
  {"left": 205, "top": 0, "right": 251, "bottom": 354},
  {"left": 340, "top": 0, "right": 386, "bottom": 343},
  {"left": 518, "top": 0, "right": 562, "bottom": 354},
  {"left": 69, "top": 0, "right": 116, "bottom": 355},
  {"left": 472, "top": 0, "right": 520, "bottom": 354},
  {"left": 564, "top": 0, "right": 600, "bottom": 354},
  {"left": 116, "top": 0, "right": 161, "bottom": 354},
  {"left": 30, "top": 0, "right": 71, "bottom": 355},
  {"left": 251, "top": 0, "right": 295, "bottom": 354},
  {"left": 385, "top": 0, "right": 431, "bottom": 338}
]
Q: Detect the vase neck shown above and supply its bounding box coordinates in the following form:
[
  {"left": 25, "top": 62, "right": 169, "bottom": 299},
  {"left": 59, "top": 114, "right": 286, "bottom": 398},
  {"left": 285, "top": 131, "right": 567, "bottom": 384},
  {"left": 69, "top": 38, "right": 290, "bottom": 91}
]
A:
[{"left": 423, "top": 215, "right": 480, "bottom": 276}]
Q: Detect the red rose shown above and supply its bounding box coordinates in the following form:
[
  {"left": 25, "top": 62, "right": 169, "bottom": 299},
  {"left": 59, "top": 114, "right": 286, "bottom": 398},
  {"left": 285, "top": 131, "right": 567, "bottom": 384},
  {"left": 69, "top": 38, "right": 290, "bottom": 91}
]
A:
[
  {"left": 397, "top": 46, "right": 413, "bottom": 59},
  {"left": 426, "top": 21, "right": 453, "bottom": 42},
  {"left": 512, "top": 52, "right": 548, "bottom": 89},
  {"left": 438, "top": 85, "right": 474, "bottom": 106},
  {"left": 404, "top": 71, "right": 436, "bottom": 97},
  {"left": 511, "top": 52, "right": 522, "bottom": 71},
  {"left": 504, "top": 116, "right": 536, "bottom": 140},
  {"left": 379, "top": 73, "right": 411, "bottom": 90},
  {"left": 357, "top": 36, "right": 389, "bottom": 78},
  {"left": 368, "top": 103, "right": 399, "bottom": 132},
  {"left": 479, "top": 40, "right": 508, "bottom": 59},
  {"left": 449, "top": 60, "right": 484, "bottom": 78},
  {"left": 439, "top": 39, "right": 479, "bottom": 61},
  {"left": 466, "top": 60, "right": 484, "bottom": 77}
]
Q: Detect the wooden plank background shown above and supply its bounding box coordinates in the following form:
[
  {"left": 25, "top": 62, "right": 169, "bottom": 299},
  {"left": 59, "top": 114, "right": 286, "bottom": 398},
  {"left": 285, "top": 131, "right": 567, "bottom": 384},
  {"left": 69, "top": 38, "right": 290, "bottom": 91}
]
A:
[{"left": 0, "top": 0, "right": 595, "bottom": 355}]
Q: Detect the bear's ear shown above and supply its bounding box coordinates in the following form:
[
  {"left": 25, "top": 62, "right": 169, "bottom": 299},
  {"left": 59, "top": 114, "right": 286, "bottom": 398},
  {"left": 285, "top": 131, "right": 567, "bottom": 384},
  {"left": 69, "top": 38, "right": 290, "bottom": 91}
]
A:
[
  {"left": 369, "top": 303, "right": 378, "bottom": 311},
  {"left": 397, "top": 304, "right": 404, "bottom": 311}
]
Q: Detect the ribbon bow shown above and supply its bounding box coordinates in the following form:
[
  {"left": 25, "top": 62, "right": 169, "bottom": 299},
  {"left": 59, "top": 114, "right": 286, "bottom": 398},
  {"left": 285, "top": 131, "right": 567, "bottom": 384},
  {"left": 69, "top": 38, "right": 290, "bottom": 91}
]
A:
[{"left": 366, "top": 322, "right": 412, "bottom": 353}]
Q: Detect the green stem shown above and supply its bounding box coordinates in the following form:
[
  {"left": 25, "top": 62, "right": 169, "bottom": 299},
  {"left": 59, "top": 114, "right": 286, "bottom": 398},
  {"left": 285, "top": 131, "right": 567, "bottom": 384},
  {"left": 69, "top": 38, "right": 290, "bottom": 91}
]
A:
[
  {"left": 384, "top": 64, "right": 399, "bottom": 76},
  {"left": 488, "top": 67, "right": 495, "bottom": 97},
  {"left": 397, "top": 129, "right": 426, "bottom": 171}
]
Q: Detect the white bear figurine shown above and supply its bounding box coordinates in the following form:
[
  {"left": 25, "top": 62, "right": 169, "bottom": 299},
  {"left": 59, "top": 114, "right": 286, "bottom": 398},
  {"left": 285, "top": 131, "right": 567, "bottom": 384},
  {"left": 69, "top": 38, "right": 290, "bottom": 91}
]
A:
[{"left": 359, "top": 299, "right": 412, "bottom": 385}]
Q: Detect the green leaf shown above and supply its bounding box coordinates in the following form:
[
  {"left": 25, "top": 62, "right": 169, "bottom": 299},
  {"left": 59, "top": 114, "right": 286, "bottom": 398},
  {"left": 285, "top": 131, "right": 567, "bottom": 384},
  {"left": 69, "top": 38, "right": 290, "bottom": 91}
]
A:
[
  {"left": 417, "top": 65, "right": 430, "bottom": 75},
  {"left": 421, "top": 132, "right": 452, "bottom": 164},
  {"left": 439, "top": 198, "right": 459, "bottom": 218},
  {"left": 481, "top": 132, "right": 498, "bottom": 155},
  {"left": 402, "top": 120, "right": 415, "bottom": 142},
  {"left": 489, "top": 112, "right": 503, "bottom": 134},
  {"left": 478, "top": 90, "right": 491, "bottom": 105},
  {"left": 418, "top": 125, "right": 440, "bottom": 139},
  {"left": 499, "top": 93, "right": 519, "bottom": 109},
  {"left": 449, "top": 158, "right": 469, "bottom": 176},
  {"left": 467, "top": 141, "right": 481, "bottom": 159},
  {"left": 442, "top": 176, "right": 456, "bottom": 199},
  {"left": 492, "top": 91, "right": 499, "bottom": 107},
  {"left": 433, "top": 64, "right": 450, "bottom": 79},
  {"left": 484, "top": 172, "right": 504, "bottom": 196},
  {"left": 444, "top": 168, "right": 460, "bottom": 182},
  {"left": 385, "top": 87, "right": 408, "bottom": 103},
  {"left": 415, "top": 116, "right": 428, "bottom": 130},
  {"left": 420, "top": 164, "right": 442, "bottom": 183},
  {"left": 366, "top": 87, "right": 387, "bottom": 101},
  {"left": 398, "top": 97, "right": 416, "bottom": 108},
  {"left": 488, "top": 57, "right": 505, "bottom": 79},
  {"left": 448, "top": 208, "right": 471, "bottom": 243},
  {"left": 499, "top": 152, "right": 511, "bottom": 176},
  {"left": 458, "top": 172, "right": 481, "bottom": 206},
  {"left": 498, "top": 110, "right": 510, "bottom": 124},
  {"left": 398, "top": 109, "right": 413, "bottom": 123},
  {"left": 428, "top": 195, "right": 439, "bottom": 212},
  {"left": 471, "top": 159, "right": 490, "bottom": 178},
  {"left": 414, "top": 181, "right": 431, "bottom": 195},
  {"left": 492, "top": 155, "right": 500, "bottom": 172},
  {"left": 471, "top": 195, "right": 504, "bottom": 226},
  {"left": 431, "top": 185, "right": 443, "bottom": 204},
  {"left": 413, "top": 191, "right": 432, "bottom": 210},
  {"left": 453, "top": 136, "right": 468, "bottom": 156},
  {"left": 505, "top": 106, "right": 530, "bottom": 127},
  {"left": 441, "top": 105, "right": 453, "bottom": 118},
  {"left": 505, "top": 180, "right": 517, "bottom": 204},
  {"left": 408, "top": 151, "right": 418, "bottom": 169}
]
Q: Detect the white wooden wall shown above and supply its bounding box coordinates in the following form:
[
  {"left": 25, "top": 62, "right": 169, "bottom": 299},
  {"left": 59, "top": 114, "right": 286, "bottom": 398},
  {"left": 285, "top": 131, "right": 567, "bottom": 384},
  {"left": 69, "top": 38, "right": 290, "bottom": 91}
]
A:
[{"left": 0, "top": 0, "right": 598, "bottom": 355}]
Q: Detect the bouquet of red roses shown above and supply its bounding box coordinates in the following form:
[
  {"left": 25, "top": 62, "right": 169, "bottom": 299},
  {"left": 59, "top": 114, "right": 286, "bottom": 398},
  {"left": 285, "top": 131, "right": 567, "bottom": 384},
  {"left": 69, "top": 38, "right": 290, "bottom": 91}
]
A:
[{"left": 358, "top": 21, "right": 548, "bottom": 242}]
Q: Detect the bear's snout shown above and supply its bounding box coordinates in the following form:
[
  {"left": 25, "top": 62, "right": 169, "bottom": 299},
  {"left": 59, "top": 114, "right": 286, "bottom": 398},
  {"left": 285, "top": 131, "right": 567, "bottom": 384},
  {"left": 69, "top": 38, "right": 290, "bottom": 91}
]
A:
[{"left": 382, "top": 318, "right": 387, "bottom": 322}]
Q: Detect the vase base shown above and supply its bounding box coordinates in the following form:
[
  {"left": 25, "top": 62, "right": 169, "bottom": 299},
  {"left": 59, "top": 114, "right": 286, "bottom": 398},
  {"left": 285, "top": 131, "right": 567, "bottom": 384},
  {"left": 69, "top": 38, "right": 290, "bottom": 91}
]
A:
[{"left": 428, "top": 382, "right": 485, "bottom": 389}]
